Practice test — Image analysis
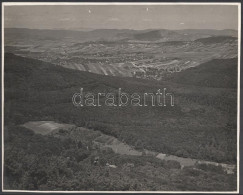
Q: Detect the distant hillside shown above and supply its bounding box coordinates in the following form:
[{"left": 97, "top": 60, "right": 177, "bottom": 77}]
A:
[
  {"left": 195, "top": 36, "right": 237, "bottom": 44},
  {"left": 4, "top": 28, "right": 137, "bottom": 43},
  {"left": 133, "top": 30, "right": 162, "bottom": 41},
  {"left": 168, "top": 58, "right": 237, "bottom": 88},
  {"left": 176, "top": 29, "right": 238, "bottom": 38}
]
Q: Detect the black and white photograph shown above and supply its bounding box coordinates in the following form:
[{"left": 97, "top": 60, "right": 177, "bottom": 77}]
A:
[{"left": 1, "top": 2, "right": 241, "bottom": 193}]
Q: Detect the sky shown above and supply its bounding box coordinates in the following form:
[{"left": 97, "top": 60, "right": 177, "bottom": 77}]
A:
[{"left": 4, "top": 4, "right": 239, "bottom": 30}]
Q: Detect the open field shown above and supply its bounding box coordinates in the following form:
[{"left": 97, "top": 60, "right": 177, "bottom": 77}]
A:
[{"left": 22, "top": 121, "right": 74, "bottom": 135}]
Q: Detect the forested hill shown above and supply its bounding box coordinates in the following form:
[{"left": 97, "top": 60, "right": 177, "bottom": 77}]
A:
[
  {"left": 166, "top": 58, "right": 237, "bottom": 88},
  {"left": 4, "top": 53, "right": 237, "bottom": 164}
]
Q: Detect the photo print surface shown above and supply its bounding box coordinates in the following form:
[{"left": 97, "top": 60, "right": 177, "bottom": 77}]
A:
[{"left": 2, "top": 2, "right": 241, "bottom": 193}]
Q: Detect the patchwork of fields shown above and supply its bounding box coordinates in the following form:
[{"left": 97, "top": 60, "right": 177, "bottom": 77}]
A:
[{"left": 5, "top": 29, "right": 238, "bottom": 80}]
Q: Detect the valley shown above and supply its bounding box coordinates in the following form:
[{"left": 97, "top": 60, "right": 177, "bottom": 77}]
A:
[{"left": 5, "top": 28, "right": 238, "bottom": 80}]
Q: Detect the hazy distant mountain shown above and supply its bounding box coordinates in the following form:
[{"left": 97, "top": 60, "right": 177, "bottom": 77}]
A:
[{"left": 5, "top": 28, "right": 238, "bottom": 44}]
